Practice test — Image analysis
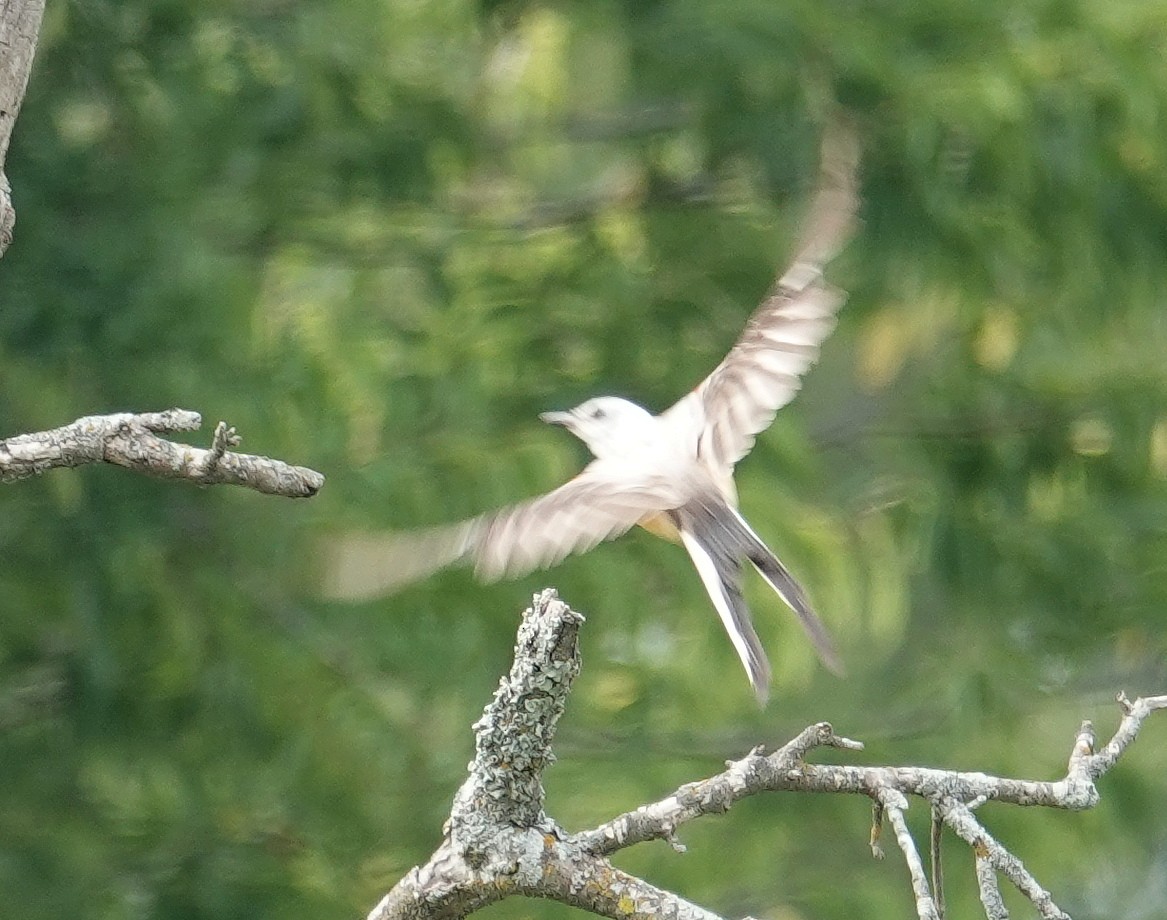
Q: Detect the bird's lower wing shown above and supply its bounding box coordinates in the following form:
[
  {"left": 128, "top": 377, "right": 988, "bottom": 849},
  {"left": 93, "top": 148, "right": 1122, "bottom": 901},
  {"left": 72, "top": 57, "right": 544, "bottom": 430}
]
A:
[
  {"left": 319, "top": 522, "right": 479, "bottom": 600},
  {"left": 468, "top": 463, "right": 682, "bottom": 580},
  {"left": 321, "top": 462, "right": 682, "bottom": 600}
]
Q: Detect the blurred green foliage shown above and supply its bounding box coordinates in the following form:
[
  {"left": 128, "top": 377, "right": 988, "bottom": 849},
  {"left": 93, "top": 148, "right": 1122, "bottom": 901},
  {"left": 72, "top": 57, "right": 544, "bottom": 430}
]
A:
[{"left": 3, "top": 0, "right": 1167, "bottom": 918}]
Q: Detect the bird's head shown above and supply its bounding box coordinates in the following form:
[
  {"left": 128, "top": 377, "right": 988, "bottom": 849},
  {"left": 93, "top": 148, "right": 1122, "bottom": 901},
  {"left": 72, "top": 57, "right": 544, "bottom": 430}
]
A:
[{"left": 540, "top": 396, "right": 656, "bottom": 460}]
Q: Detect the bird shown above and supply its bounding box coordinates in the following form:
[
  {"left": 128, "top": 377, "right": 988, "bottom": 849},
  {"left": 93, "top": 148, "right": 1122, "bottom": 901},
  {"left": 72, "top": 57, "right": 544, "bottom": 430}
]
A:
[{"left": 324, "top": 117, "right": 861, "bottom": 704}]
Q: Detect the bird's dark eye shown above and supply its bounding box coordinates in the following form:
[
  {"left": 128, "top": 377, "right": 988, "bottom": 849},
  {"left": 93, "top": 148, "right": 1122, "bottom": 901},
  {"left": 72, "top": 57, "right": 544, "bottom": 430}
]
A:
[{"left": 591, "top": 407, "right": 606, "bottom": 420}]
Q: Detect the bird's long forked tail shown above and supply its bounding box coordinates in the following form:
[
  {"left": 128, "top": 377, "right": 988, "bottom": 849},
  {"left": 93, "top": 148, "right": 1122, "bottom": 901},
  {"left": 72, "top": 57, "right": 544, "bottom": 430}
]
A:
[
  {"left": 678, "top": 498, "right": 844, "bottom": 703},
  {"left": 679, "top": 529, "right": 773, "bottom": 705},
  {"left": 743, "top": 528, "right": 845, "bottom": 678}
]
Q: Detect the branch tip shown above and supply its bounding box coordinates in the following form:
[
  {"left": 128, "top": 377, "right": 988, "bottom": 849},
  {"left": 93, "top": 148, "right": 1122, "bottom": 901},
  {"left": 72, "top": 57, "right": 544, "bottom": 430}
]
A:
[{"left": 831, "top": 733, "right": 865, "bottom": 752}]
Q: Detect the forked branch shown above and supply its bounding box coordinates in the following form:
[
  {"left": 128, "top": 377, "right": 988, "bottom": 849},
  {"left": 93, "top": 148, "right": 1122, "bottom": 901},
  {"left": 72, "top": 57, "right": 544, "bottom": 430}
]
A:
[{"left": 368, "top": 589, "right": 1167, "bottom": 920}]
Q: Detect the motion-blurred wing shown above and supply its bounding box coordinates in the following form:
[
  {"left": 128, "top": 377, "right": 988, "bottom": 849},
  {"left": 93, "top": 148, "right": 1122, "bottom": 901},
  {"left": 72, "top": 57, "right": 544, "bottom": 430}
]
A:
[
  {"left": 662, "top": 117, "right": 861, "bottom": 472},
  {"left": 321, "top": 461, "right": 683, "bottom": 600},
  {"left": 467, "top": 461, "right": 685, "bottom": 580}
]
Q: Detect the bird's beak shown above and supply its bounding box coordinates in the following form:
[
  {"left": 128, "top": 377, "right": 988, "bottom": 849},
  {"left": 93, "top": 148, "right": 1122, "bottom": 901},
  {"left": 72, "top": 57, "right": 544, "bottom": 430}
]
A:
[{"left": 539, "top": 410, "right": 574, "bottom": 428}]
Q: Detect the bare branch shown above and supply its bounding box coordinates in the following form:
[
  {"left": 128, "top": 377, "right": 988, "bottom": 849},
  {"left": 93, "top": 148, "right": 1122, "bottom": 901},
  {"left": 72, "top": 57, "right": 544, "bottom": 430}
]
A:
[
  {"left": 369, "top": 832, "right": 727, "bottom": 920},
  {"left": 367, "top": 590, "right": 725, "bottom": 920},
  {"left": 367, "top": 590, "right": 1167, "bottom": 920},
  {"left": 974, "top": 852, "right": 1009, "bottom": 920},
  {"left": 0, "top": 0, "right": 46, "bottom": 257},
  {"left": 877, "top": 788, "right": 939, "bottom": 920},
  {"left": 0, "top": 409, "right": 324, "bottom": 498},
  {"left": 930, "top": 804, "right": 946, "bottom": 919},
  {"left": 574, "top": 722, "right": 862, "bottom": 857},
  {"left": 939, "top": 801, "right": 1069, "bottom": 920},
  {"left": 450, "top": 588, "right": 582, "bottom": 838},
  {"left": 571, "top": 716, "right": 1110, "bottom": 862},
  {"left": 1080, "top": 692, "right": 1167, "bottom": 780}
]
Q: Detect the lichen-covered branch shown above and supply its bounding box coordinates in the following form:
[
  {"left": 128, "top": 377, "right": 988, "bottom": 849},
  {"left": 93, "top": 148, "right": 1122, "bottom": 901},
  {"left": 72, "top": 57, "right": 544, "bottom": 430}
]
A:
[
  {"left": 974, "top": 851, "right": 1008, "bottom": 920},
  {"left": 0, "top": 409, "right": 324, "bottom": 497},
  {"left": 573, "top": 722, "right": 864, "bottom": 857},
  {"left": 1079, "top": 692, "right": 1167, "bottom": 779},
  {"left": 570, "top": 707, "right": 1144, "bottom": 861},
  {"left": 0, "top": 0, "right": 46, "bottom": 257},
  {"left": 877, "top": 788, "right": 940, "bottom": 920},
  {"left": 939, "top": 800, "right": 1068, "bottom": 919},
  {"left": 366, "top": 589, "right": 1167, "bottom": 920},
  {"left": 366, "top": 590, "right": 729, "bottom": 920}
]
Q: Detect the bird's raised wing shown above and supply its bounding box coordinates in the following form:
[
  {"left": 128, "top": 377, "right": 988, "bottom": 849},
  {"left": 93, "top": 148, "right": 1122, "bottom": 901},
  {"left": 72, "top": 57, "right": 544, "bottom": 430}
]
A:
[
  {"left": 321, "top": 460, "right": 685, "bottom": 600},
  {"left": 661, "top": 117, "right": 861, "bottom": 473}
]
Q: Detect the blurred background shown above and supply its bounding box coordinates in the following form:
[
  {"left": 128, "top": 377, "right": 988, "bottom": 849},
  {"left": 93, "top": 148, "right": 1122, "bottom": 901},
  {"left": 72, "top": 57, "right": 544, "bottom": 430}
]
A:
[{"left": 3, "top": 0, "right": 1167, "bottom": 918}]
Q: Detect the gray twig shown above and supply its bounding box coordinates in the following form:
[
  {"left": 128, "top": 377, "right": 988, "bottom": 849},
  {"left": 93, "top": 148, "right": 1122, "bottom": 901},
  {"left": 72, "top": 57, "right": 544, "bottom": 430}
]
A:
[
  {"left": 931, "top": 803, "right": 945, "bottom": 919},
  {"left": 939, "top": 801, "right": 1068, "bottom": 920},
  {"left": 975, "top": 851, "right": 1009, "bottom": 920},
  {"left": 1080, "top": 692, "right": 1167, "bottom": 779},
  {"left": 877, "top": 788, "right": 939, "bottom": 920}
]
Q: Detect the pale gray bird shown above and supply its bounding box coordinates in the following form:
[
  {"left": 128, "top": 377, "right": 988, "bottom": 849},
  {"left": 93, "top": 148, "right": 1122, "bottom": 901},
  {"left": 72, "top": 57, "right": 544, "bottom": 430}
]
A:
[{"left": 325, "top": 119, "right": 860, "bottom": 703}]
